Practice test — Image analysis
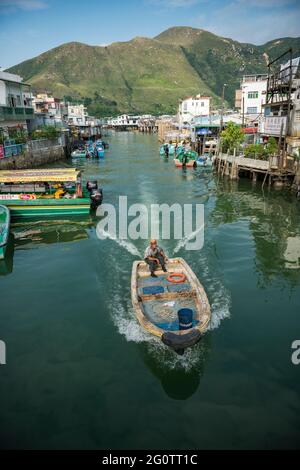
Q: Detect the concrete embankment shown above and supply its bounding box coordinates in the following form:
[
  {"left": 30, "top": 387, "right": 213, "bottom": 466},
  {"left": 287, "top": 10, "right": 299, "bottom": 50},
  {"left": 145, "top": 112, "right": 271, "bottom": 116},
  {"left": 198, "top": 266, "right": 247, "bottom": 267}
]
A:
[{"left": 0, "top": 138, "right": 68, "bottom": 170}]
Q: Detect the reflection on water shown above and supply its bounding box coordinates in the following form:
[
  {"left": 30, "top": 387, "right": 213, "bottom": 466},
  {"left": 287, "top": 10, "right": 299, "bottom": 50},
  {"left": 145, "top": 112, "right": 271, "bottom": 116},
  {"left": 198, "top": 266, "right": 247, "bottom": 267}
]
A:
[
  {"left": 211, "top": 178, "right": 300, "bottom": 287},
  {"left": 140, "top": 335, "right": 211, "bottom": 400},
  {"left": 12, "top": 219, "right": 93, "bottom": 249},
  {"left": 1, "top": 133, "right": 300, "bottom": 449}
]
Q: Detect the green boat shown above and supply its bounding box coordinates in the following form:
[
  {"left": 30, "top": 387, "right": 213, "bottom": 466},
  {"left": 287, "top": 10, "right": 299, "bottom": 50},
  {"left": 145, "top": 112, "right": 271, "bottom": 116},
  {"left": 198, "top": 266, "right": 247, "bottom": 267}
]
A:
[
  {"left": 0, "top": 205, "right": 10, "bottom": 259},
  {"left": 0, "top": 169, "right": 103, "bottom": 218}
]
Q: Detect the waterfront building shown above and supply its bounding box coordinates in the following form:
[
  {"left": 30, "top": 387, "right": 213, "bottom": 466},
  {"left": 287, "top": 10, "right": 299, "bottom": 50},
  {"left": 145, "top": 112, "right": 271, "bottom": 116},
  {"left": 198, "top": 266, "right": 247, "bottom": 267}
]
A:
[
  {"left": 178, "top": 95, "right": 211, "bottom": 127},
  {"left": 0, "top": 70, "right": 34, "bottom": 133},
  {"left": 61, "top": 103, "right": 89, "bottom": 126},
  {"left": 191, "top": 113, "right": 243, "bottom": 154},
  {"left": 262, "top": 55, "right": 300, "bottom": 159},
  {"left": 107, "top": 114, "right": 143, "bottom": 128},
  {"left": 32, "top": 92, "right": 63, "bottom": 128},
  {"left": 235, "top": 74, "right": 268, "bottom": 124}
]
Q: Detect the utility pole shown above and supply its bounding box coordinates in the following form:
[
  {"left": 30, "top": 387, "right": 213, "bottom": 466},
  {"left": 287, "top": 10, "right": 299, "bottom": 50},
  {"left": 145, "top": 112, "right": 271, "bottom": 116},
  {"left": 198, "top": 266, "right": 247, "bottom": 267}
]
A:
[
  {"left": 242, "top": 93, "right": 245, "bottom": 127},
  {"left": 219, "top": 83, "right": 227, "bottom": 154},
  {"left": 220, "top": 83, "right": 227, "bottom": 133}
]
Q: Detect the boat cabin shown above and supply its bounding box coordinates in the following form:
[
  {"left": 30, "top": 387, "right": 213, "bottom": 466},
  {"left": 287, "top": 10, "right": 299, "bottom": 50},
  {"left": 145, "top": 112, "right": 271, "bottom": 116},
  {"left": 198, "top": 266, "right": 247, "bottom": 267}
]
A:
[{"left": 0, "top": 168, "right": 84, "bottom": 200}]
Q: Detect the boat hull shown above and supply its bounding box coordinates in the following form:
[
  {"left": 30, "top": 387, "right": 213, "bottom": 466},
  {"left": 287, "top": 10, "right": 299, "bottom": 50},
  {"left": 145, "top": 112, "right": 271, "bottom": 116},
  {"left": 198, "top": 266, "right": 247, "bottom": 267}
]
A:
[
  {"left": 71, "top": 152, "right": 87, "bottom": 158},
  {"left": 131, "top": 257, "right": 211, "bottom": 352},
  {"left": 0, "top": 205, "right": 10, "bottom": 259},
  {"left": 0, "top": 244, "right": 6, "bottom": 260},
  {"left": 0, "top": 198, "right": 91, "bottom": 218},
  {"left": 174, "top": 159, "right": 195, "bottom": 168}
]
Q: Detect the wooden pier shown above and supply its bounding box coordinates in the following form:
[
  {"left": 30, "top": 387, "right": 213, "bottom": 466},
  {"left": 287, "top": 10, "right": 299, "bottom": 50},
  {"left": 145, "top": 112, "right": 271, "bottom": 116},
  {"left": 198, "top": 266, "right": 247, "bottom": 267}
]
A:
[{"left": 215, "top": 153, "right": 298, "bottom": 188}]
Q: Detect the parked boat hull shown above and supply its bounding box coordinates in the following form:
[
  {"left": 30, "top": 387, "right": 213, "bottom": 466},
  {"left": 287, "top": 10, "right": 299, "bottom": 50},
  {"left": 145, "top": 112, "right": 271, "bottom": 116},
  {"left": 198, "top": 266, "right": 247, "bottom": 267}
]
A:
[
  {"left": 0, "top": 205, "right": 10, "bottom": 259},
  {"left": 0, "top": 198, "right": 91, "bottom": 218},
  {"left": 71, "top": 151, "right": 87, "bottom": 158},
  {"left": 131, "top": 257, "right": 211, "bottom": 353},
  {"left": 174, "top": 159, "right": 195, "bottom": 168}
]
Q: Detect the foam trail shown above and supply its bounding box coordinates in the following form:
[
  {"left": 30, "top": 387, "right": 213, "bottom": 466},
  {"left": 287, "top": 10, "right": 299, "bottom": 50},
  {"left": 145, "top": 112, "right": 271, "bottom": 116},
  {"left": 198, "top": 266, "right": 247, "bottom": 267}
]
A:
[
  {"left": 173, "top": 224, "right": 204, "bottom": 254},
  {"left": 96, "top": 227, "right": 142, "bottom": 257},
  {"left": 110, "top": 293, "right": 205, "bottom": 371}
]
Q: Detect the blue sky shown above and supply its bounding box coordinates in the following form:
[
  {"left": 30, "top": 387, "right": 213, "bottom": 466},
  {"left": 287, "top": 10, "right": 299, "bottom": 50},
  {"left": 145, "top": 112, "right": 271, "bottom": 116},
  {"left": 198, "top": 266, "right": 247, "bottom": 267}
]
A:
[{"left": 0, "top": 0, "right": 300, "bottom": 68}]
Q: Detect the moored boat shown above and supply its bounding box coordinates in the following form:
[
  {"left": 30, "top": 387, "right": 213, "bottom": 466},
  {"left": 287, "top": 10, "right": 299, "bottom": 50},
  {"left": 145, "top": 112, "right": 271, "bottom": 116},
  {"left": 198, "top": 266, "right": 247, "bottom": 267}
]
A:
[
  {"left": 174, "top": 151, "right": 197, "bottom": 168},
  {"left": 0, "top": 169, "right": 103, "bottom": 218},
  {"left": 174, "top": 158, "right": 196, "bottom": 168},
  {"left": 160, "top": 143, "right": 175, "bottom": 157},
  {"left": 0, "top": 205, "right": 10, "bottom": 259},
  {"left": 71, "top": 149, "right": 87, "bottom": 158},
  {"left": 131, "top": 257, "right": 211, "bottom": 354},
  {"left": 196, "top": 155, "right": 214, "bottom": 167}
]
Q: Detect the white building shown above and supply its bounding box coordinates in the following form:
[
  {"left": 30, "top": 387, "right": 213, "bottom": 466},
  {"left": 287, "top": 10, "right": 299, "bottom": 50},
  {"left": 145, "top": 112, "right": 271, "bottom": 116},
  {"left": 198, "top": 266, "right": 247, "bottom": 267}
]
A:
[
  {"left": 107, "top": 114, "right": 149, "bottom": 127},
  {"left": 178, "top": 95, "right": 211, "bottom": 127},
  {"left": 0, "top": 70, "right": 34, "bottom": 130},
  {"left": 235, "top": 74, "right": 268, "bottom": 123},
  {"left": 63, "top": 103, "right": 88, "bottom": 126},
  {"left": 108, "top": 114, "right": 138, "bottom": 127}
]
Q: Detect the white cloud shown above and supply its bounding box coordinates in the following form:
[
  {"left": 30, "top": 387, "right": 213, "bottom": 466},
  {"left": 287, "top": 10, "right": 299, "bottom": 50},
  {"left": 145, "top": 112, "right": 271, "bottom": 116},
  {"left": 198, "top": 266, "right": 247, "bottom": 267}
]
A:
[{"left": 0, "top": 0, "right": 48, "bottom": 13}]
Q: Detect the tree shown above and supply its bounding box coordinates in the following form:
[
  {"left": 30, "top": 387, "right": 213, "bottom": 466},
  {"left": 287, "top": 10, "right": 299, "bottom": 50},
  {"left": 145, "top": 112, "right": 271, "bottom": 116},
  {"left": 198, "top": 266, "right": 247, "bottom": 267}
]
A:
[
  {"left": 265, "top": 137, "right": 278, "bottom": 156},
  {"left": 31, "top": 125, "right": 60, "bottom": 140},
  {"left": 220, "top": 122, "right": 244, "bottom": 154},
  {"left": 8, "top": 128, "right": 27, "bottom": 144}
]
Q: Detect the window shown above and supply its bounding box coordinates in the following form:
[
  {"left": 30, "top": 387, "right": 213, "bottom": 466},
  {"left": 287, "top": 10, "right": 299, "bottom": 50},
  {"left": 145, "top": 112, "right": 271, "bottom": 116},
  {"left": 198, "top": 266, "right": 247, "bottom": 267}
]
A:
[
  {"left": 183, "top": 102, "right": 187, "bottom": 111},
  {"left": 247, "top": 107, "right": 258, "bottom": 114},
  {"left": 248, "top": 91, "right": 259, "bottom": 99},
  {"left": 201, "top": 102, "right": 204, "bottom": 107}
]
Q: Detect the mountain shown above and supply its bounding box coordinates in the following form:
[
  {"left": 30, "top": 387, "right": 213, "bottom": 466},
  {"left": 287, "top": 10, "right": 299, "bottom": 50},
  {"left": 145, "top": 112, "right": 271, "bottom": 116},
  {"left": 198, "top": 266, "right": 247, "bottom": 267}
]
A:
[{"left": 8, "top": 27, "right": 300, "bottom": 117}]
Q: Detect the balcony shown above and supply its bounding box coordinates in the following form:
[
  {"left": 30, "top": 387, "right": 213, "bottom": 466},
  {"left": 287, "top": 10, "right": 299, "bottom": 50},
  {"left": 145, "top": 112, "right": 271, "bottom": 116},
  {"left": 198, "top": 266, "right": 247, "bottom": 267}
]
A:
[{"left": 0, "top": 105, "right": 34, "bottom": 121}]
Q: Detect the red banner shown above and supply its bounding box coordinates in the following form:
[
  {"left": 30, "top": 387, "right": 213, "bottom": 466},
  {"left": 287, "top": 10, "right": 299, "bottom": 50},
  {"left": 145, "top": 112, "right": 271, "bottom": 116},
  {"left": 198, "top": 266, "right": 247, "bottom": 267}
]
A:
[{"left": 0, "top": 145, "right": 4, "bottom": 159}]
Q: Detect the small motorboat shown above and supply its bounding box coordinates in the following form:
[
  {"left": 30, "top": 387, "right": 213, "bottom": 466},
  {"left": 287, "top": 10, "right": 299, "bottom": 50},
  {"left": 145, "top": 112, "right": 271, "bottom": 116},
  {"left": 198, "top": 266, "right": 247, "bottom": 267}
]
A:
[
  {"left": 96, "top": 148, "right": 105, "bottom": 158},
  {"left": 196, "top": 155, "right": 214, "bottom": 167},
  {"left": 174, "top": 150, "right": 198, "bottom": 168},
  {"left": 131, "top": 257, "right": 211, "bottom": 354},
  {"left": 71, "top": 149, "right": 87, "bottom": 158},
  {"left": 174, "top": 158, "right": 196, "bottom": 168},
  {"left": 160, "top": 143, "right": 175, "bottom": 157},
  {"left": 0, "top": 205, "right": 10, "bottom": 260}
]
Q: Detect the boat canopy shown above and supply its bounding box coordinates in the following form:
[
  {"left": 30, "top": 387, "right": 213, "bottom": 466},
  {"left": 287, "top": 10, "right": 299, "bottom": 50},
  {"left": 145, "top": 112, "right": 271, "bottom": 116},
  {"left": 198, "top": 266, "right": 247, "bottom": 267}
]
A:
[{"left": 0, "top": 168, "right": 80, "bottom": 184}]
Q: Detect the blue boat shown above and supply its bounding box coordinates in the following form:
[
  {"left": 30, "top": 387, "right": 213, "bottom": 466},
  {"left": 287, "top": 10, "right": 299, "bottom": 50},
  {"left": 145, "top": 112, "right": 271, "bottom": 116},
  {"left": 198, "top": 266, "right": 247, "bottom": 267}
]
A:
[
  {"left": 160, "top": 143, "right": 175, "bottom": 157},
  {"left": 196, "top": 155, "right": 214, "bottom": 168}
]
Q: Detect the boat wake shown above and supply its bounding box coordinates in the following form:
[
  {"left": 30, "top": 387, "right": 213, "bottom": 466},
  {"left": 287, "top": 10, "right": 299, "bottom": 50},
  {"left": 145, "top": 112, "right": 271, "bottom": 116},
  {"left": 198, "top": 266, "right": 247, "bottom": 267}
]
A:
[
  {"left": 111, "top": 294, "right": 204, "bottom": 371},
  {"left": 96, "top": 227, "right": 142, "bottom": 257},
  {"left": 173, "top": 224, "right": 204, "bottom": 254},
  {"left": 110, "top": 253, "right": 231, "bottom": 371}
]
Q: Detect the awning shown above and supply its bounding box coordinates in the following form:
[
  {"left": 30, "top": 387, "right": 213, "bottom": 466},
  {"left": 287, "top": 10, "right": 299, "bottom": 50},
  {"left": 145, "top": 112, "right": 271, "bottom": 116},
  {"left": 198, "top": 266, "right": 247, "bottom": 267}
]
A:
[
  {"left": 197, "top": 128, "right": 213, "bottom": 135},
  {"left": 0, "top": 168, "right": 80, "bottom": 183},
  {"left": 242, "top": 127, "right": 258, "bottom": 134}
]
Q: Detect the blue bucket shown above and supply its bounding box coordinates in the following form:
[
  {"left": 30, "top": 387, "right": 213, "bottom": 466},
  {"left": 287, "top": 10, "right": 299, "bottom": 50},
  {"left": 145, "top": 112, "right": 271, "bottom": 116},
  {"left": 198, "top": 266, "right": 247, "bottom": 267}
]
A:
[{"left": 178, "top": 308, "right": 193, "bottom": 330}]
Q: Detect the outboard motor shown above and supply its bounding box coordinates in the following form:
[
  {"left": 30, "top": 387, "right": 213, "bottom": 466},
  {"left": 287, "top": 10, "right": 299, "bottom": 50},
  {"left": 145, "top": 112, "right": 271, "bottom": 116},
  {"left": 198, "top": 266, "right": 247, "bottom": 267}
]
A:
[
  {"left": 86, "top": 181, "right": 103, "bottom": 210},
  {"left": 90, "top": 188, "right": 103, "bottom": 210},
  {"left": 86, "top": 181, "right": 98, "bottom": 192}
]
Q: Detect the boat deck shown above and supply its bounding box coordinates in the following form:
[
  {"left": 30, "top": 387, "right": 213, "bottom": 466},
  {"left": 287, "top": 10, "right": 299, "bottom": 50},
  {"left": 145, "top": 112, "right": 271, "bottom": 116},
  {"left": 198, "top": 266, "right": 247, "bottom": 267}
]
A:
[{"left": 137, "top": 265, "right": 199, "bottom": 331}]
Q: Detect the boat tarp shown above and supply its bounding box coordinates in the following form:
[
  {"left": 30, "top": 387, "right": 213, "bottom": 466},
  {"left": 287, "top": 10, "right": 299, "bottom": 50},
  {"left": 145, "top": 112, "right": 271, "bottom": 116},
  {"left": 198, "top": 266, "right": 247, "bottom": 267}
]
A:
[{"left": 0, "top": 168, "right": 80, "bottom": 183}]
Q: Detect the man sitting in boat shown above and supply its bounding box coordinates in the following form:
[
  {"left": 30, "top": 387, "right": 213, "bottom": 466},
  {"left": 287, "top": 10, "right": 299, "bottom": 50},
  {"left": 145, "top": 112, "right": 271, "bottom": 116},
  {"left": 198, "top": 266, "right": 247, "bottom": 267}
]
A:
[{"left": 144, "top": 239, "right": 167, "bottom": 277}]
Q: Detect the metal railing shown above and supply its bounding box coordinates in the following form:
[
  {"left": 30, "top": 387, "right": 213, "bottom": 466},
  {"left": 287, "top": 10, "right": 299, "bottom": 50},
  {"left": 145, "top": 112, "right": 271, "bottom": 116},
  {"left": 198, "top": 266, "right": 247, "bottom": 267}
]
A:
[
  {"left": 0, "top": 105, "right": 34, "bottom": 121},
  {"left": 1, "top": 143, "right": 25, "bottom": 158}
]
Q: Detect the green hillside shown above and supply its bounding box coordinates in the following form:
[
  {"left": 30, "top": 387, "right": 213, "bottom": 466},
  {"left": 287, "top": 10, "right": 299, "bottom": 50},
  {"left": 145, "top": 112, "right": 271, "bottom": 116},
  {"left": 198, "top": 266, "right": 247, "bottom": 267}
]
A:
[{"left": 8, "top": 27, "right": 300, "bottom": 117}]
